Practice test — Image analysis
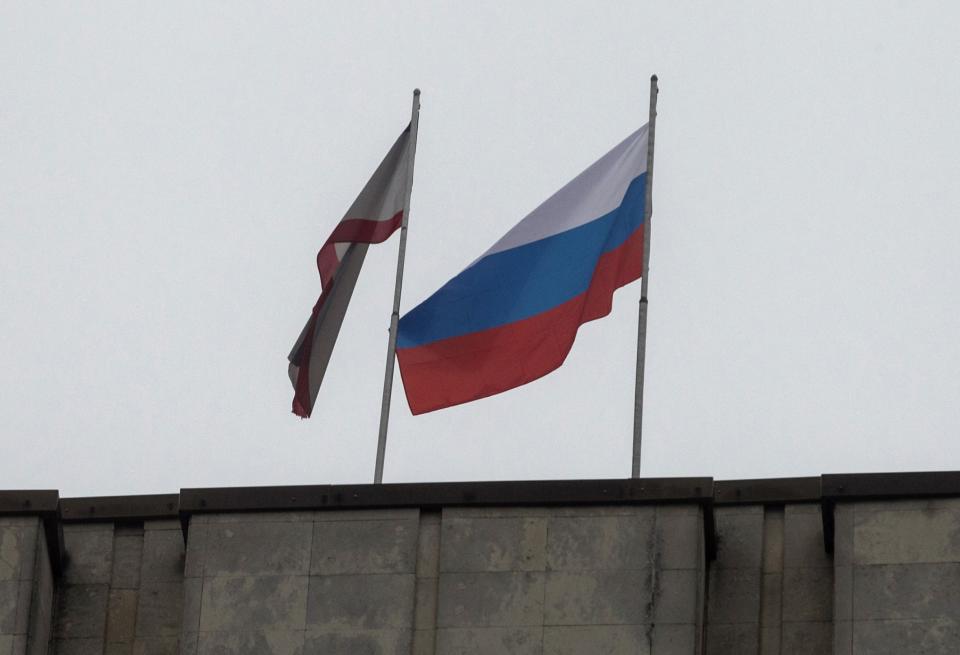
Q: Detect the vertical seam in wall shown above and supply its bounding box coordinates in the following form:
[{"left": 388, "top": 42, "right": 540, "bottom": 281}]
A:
[
  {"left": 28, "top": 518, "right": 41, "bottom": 654},
  {"left": 102, "top": 524, "right": 115, "bottom": 650},
  {"left": 760, "top": 505, "right": 785, "bottom": 655},
  {"left": 302, "top": 512, "right": 314, "bottom": 646},
  {"left": 434, "top": 511, "right": 442, "bottom": 655},
  {"left": 413, "top": 508, "right": 441, "bottom": 655},
  {"left": 776, "top": 509, "right": 784, "bottom": 655},
  {"left": 48, "top": 525, "right": 59, "bottom": 655},
  {"left": 760, "top": 507, "right": 768, "bottom": 655},
  {"left": 193, "top": 517, "right": 208, "bottom": 654},
  {"left": 110, "top": 522, "right": 140, "bottom": 651},
  {"left": 540, "top": 512, "right": 549, "bottom": 655},
  {"left": 849, "top": 503, "right": 855, "bottom": 653},
  {"left": 133, "top": 527, "right": 143, "bottom": 650},
  {"left": 697, "top": 506, "right": 707, "bottom": 655},
  {"left": 701, "top": 505, "right": 713, "bottom": 655},
  {"left": 194, "top": 572, "right": 204, "bottom": 651},
  {"left": 646, "top": 507, "right": 660, "bottom": 653}
]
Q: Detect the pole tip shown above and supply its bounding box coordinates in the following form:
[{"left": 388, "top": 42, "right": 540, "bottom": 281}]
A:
[
  {"left": 651, "top": 74, "right": 658, "bottom": 82},
  {"left": 413, "top": 88, "right": 421, "bottom": 96}
]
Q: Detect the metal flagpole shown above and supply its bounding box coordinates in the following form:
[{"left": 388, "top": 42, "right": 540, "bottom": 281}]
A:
[
  {"left": 374, "top": 89, "right": 421, "bottom": 484},
  {"left": 632, "top": 75, "right": 658, "bottom": 478}
]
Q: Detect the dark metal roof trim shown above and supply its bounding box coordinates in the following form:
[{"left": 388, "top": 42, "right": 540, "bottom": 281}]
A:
[
  {"left": 822, "top": 471, "right": 960, "bottom": 500},
  {"left": 0, "top": 490, "right": 63, "bottom": 578},
  {"left": 179, "top": 477, "right": 714, "bottom": 514},
  {"left": 714, "top": 477, "right": 821, "bottom": 505},
  {"left": 10, "top": 470, "right": 960, "bottom": 569},
  {"left": 60, "top": 494, "right": 179, "bottom": 522},
  {"left": 0, "top": 490, "right": 59, "bottom": 514}
]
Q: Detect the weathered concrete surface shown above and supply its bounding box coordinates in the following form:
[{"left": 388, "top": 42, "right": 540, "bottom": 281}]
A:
[
  {"left": 437, "top": 504, "right": 705, "bottom": 655},
  {"left": 181, "top": 509, "right": 419, "bottom": 655},
  {"left": 51, "top": 519, "right": 185, "bottom": 655},
  {"left": 835, "top": 498, "right": 960, "bottom": 655},
  {"left": 178, "top": 503, "right": 704, "bottom": 654},
  {"left": 413, "top": 510, "right": 440, "bottom": 655},
  {"left": 23, "top": 484, "right": 960, "bottom": 654},
  {"left": 707, "top": 503, "right": 831, "bottom": 655},
  {"left": 0, "top": 517, "right": 53, "bottom": 655}
]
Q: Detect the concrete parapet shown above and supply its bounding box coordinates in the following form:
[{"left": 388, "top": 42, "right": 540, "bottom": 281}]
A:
[
  {"left": 10, "top": 473, "right": 960, "bottom": 653},
  {"left": 706, "top": 503, "right": 832, "bottom": 655},
  {"left": 832, "top": 497, "right": 960, "bottom": 654},
  {"left": 0, "top": 492, "right": 58, "bottom": 655}
]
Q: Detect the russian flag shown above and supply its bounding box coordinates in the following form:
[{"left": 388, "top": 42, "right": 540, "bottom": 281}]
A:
[{"left": 397, "top": 125, "right": 650, "bottom": 414}]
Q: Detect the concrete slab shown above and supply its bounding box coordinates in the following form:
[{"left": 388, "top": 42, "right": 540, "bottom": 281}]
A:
[
  {"left": 311, "top": 518, "right": 418, "bottom": 575},
  {"left": 780, "top": 621, "right": 831, "bottom": 655},
  {"left": 434, "top": 627, "right": 542, "bottom": 655},
  {"left": 53, "top": 584, "right": 109, "bottom": 640},
  {"left": 543, "top": 625, "right": 650, "bottom": 655},
  {"left": 651, "top": 623, "right": 698, "bottom": 655},
  {"left": 132, "top": 637, "right": 180, "bottom": 655},
  {"left": 0, "top": 581, "right": 16, "bottom": 635},
  {"left": 782, "top": 567, "right": 832, "bottom": 622},
  {"left": 544, "top": 570, "right": 651, "bottom": 626},
  {"left": 437, "top": 572, "right": 543, "bottom": 628},
  {"left": 302, "top": 628, "right": 411, "bottom": 655},
  {"left": 652, "top": 568, "right": 699, "bottom": 624},
  {"left": 199, "top": 575, "right": 307, "bottom": 633},
  {"left": 306, "top": 574, "right": 414, "bottom": 630},
  {"left": 106, "top": 589, "right": 138, "bottom": 643},
  {"left": 52, "top": 638, "right": 105, "bottom": 655},
  {"left": 852, "top": 617, "right": 960, "bottom": 654},
  {"left": 440, "top": 518, "right": 546, "bottom": 573},
  {"left": 853, "top": 508, "right": 960, "bottom": 565},
  {"left": 202, "top": 523, "right": 311, "bottom": 578},
  {"left": 141, "top": 530, "right": 184, "bottom": 583},
  {"left": 707, "top": 568, "right": 761, "bottom": 625},
  {"left": 784, "top": 507, "right": 830, "bottom": 569},
  {"left": 546, "top": 516, "right": 653, "bottom": 572},
  {"left": 0, "top": 524, "right": 37, "bottom": 583},
  {"left": 656, "top": 507, "right": 702, "bottom": 571},
  {"left": 705, "top": 623, "right": 758, "bottom": 655},
  {"left": 195, "top": 630, "right": 304, "bottom": 655},
  {"left": 854, "top": 563, "right": 960, "bottom": 621},
  {"left": 112, "top": 535, "right": 144, "bottom": 589},
  {"left": 62, "top": 525, "right": 114, "bottom": 585},
  {"left": 713, "top": 510, "right": 763, "bottom": 570},
  {"left": 136, "top": 582, "right": 183, "bottom": 638}
]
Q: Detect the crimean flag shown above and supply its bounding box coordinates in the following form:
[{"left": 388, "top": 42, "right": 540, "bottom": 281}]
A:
[
  {"left": 397, "top": 125, "right": 649, "bottom": 414},
  {"left": 289, "top": 126, "right": 413, "bottom": 418}
]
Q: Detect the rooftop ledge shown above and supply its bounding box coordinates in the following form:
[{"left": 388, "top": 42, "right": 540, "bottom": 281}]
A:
[{"left": 6, "top": 471, "right": 960, "bottom": 574}]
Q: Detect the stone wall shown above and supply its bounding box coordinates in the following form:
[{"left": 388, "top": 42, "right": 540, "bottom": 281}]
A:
[
  {"left": 833, "top": 498, "right": 960, "bottom": 654},
  {"left": 51, "top": 520, "right": 184, "bottom": 655},
  {"left": 178, "top": 503, "right": 704, "bottom": 655},
  {"left": 706, "top": 504, "right": 832, "bottom": 655},
  {"left": 0, "top": 516, "right": 53, "bottom": 655},
  {"left": 7, "top": 475, "right": 960, "bottom": 654},
  {"left": 433, "top": 504, "right": 704, "bottom": 655}
]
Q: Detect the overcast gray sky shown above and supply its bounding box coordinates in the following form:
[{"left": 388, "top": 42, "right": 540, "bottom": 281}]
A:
[{"left": 3, "top": 2, "right": 960, "bottom": 496}]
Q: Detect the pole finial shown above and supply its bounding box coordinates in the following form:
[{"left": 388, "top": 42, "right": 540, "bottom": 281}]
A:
[
  {"left": 413, "top": 88, "right": 421, "bottom": 96},
  {"left": 651, "top": 74, "right": 658, "bottom": 82}
]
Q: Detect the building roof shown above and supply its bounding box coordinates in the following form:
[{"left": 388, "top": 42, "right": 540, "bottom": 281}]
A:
[{"left": 6, "top": 471, "right": 960, "bottom": 575}]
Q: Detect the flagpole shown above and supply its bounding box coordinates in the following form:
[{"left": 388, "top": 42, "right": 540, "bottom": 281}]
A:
[
  {"left": 374, "top": 89, "right": 421, "bottom": 484},
  {"left": 632, "top": 75, "right": 658, "bottom": 478}
]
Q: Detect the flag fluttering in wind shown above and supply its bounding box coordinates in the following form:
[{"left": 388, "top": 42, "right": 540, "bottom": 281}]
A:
[
  {"left": 396, "top": 125, "right": 650, "bottom": 414},
  {"left": 289, "top": 126, "right": 413, "bottom": 418}
]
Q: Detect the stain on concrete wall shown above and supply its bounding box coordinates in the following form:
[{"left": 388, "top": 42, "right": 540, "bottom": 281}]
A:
[
  {"left": 0, "top": 517, "right": 53, "bottom": 654},
  {"left": 834, "top": 498, "right": 960, "bottom": 654}
]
